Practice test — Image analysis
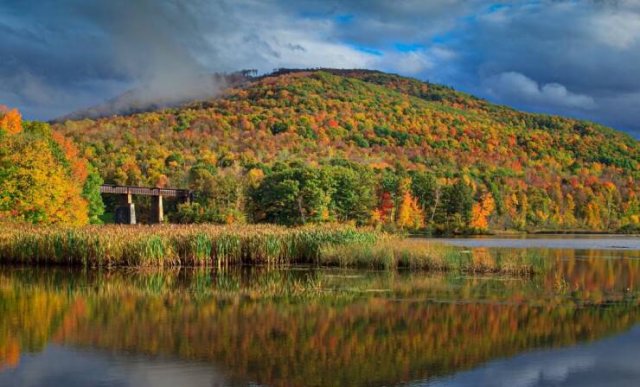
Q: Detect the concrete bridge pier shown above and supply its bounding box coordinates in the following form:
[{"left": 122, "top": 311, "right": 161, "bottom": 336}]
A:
[
  {"left": 151, "top": 195, "right": 164, "bottom": 224},
  {"left": 115, "top": 193, "right": 136, "bottom": 225}
]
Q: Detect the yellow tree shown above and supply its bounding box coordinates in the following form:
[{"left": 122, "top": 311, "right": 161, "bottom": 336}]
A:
[
  {"left": 563, "top": 193, "right": 577, "bottom": 228},
  {"left": 585, "top": 200, "right": 603, "bottom": 230},
  {"left": 601, "top": 181, "right": 620, "bottom": 229},
  {"left": 470, "top": 193, "right": 495, "bottom": 231},
  {"left": 0, "top": 110, "right": 90, "bottom": 225},
  {"left": 396, "top": 178, "right": 425, "bottom": 230},
  {"left": 1, "top": 136, "right": 88, "bottom": 225}
]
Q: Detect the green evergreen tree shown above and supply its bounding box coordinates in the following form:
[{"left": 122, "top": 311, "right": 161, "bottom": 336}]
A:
[{"left": 83, "top": 165, "right": 105, "bottom": 224}]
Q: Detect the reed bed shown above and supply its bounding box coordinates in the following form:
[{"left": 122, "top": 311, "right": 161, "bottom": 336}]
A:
[
  {"left": 0, "top": 224, "right": 546, "bottom": 274},
  {"left": 318, "top": 238, "right": 546, "bottom": 275},
  {"left": 0, "top": 224, "right": 377, "bottom": 267}
]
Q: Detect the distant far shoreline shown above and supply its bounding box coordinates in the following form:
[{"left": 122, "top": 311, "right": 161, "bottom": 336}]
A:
[{"left": 411, "top": 229, "right": 640, "bottom": 238}]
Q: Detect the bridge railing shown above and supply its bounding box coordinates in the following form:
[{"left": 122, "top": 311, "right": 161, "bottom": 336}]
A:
[{"left": 100, "top": 184, "right": 192, "bottom": 198}]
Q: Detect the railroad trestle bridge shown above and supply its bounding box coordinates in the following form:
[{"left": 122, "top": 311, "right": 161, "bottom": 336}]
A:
[{"left": 99, "top": 184, "right": 193, "bottom": 224}]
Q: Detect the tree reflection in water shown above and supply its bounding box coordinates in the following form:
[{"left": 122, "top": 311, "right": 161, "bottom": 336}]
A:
[{"left": 1, "top": 247, "right": 640, "bottom": 386}]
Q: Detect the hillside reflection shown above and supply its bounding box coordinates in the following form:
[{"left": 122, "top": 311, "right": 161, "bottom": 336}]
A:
[{"left": 2, "top": 247, "right": 640, "bottom": 386}]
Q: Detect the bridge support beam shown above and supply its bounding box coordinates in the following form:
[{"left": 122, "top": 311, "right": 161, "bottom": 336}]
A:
[
  {"left": 151, "top": 195, "right": 164, "bottom": 224},
  {"left": 115, "top": 193, "right": 136, "bottom": 225}
]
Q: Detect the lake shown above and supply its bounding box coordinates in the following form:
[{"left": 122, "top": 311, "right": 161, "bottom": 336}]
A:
[
  {"left": 1, "top": 238, "right": 640, "bottom": 386},
  {"left": 433, "top": 235, "right": 640, "bottom": 250}
]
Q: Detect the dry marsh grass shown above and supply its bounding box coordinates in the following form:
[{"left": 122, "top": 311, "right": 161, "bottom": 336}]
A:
[
  {"left": 319, "top": 238, "right": 545, "bottom": 275},
  {"left": 0, "top": 224, "right": 545, "bottom": 274},
  {"left": 0, "top": 224, "right": 377, "bottom": 267}
]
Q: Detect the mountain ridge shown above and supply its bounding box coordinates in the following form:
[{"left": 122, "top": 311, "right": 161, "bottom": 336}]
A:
[{"left": 53, "top": 68, "right": 640, "bottom": 231}]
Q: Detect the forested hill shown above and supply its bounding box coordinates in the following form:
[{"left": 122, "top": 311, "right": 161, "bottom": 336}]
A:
[{"left": 53, "top": 69, "right": 640, "bottom": 232}]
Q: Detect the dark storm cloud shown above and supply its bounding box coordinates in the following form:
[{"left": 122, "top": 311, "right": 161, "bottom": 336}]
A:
[
  {"left": 0, "top": 1, "right": 120, "bottom": 118},
  {"left": 0, "top": 0, "right": 638, "bottom": 137},
  {"left": 0, "top": 0, "right": 235, "bottom": 118},
  {"left": 438, "top": 0, "right": 640, "bottom": 137}
]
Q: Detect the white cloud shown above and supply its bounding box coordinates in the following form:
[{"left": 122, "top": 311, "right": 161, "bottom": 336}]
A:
[
  {"left": 485, "top": 72, "right": 596, "bottom": 110},
  {"left": 590, "top": 10, "right": 640, "bottom": 50},
  {"left": 205, "top": 19, "right": 377, "bottom": 73},
  {"left": 378, "top": 51, "right": 435, "bottom": 75}
]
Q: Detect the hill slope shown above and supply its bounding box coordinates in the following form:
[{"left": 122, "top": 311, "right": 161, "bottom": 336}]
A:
[{"left": 54, "top": 69, "right": 640, "bottom": 231}]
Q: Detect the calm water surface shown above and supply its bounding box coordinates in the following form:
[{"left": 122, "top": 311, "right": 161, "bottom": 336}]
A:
[
  {"left": 434, "top": 235, "right": 640, "bottom": 250},
  {"left": 1, "top": 239, "right": 640, "bottom": 386}
]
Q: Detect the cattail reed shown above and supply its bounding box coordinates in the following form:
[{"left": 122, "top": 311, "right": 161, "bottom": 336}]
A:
[
  {"left": 0, "top": 224, "right": 545, "bottom": 274},
  {"left": 0, "top": 224, "right": 378, "bottom": 268}
]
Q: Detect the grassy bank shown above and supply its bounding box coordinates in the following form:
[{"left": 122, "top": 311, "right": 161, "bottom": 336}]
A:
[
  {"left": 319, "top": 239, "right": 546, "bottom": 274},
  {"left": 0, "top": 224, "right": 545, "bottom": 274},
  {"left": 0, "top": 224, "right": 377, "bottom": 267}
]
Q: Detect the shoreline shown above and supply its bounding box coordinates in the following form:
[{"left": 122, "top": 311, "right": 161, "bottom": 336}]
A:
[{"left": 411, "top": 230, "right": 640, "bottom": 238}]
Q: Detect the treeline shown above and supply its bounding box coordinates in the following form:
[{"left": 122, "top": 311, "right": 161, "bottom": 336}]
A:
[
  {"left": 173, "top": 159, "right": 639, "bottom": 233},
  {"left": 0, "top": 106, "right": 103, "bottom": 225},
  {"left": 2, "top": 69, "right": 637, "bottom": 231}
]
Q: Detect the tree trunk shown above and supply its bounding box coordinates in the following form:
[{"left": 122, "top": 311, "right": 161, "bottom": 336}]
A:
[
  {"left": 297, "top": 196, "right": 307, "bottom": 224},
  {"left": 430, "top": 188, "right": 441, "bottom": 223}
]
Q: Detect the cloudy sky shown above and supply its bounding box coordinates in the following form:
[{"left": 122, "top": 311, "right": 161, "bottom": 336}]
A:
[{"left": 2, "top": 0, "right": 639, "bottom": 137}]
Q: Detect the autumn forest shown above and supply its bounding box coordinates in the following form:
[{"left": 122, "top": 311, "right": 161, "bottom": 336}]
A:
[{"left": 1, "top": 69, "right": 639, "bottom": 233}]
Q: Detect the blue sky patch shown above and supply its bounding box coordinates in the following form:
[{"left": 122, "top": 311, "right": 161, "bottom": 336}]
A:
[
  {"left": 334, "top": 14, "right": 354, "bottom": 24},
  {"left": 394, "top": 43, "right": 425, "bottom": 52}
]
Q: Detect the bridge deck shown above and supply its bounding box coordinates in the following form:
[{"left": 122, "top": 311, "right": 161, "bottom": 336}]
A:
[{"left": 100, "top": 184, "right": 191, "bottom": 198}]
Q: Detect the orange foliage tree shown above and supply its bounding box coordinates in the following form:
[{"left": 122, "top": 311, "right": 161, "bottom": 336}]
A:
[
  {"left": 371, "top": 191, "right": 395, "bottom": 226},
  {"left": 0, "top": 105, "right": 22, "bottom": 135},
  {"left": 470, "top": 193, "right": 495, "bottom": 231}
]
